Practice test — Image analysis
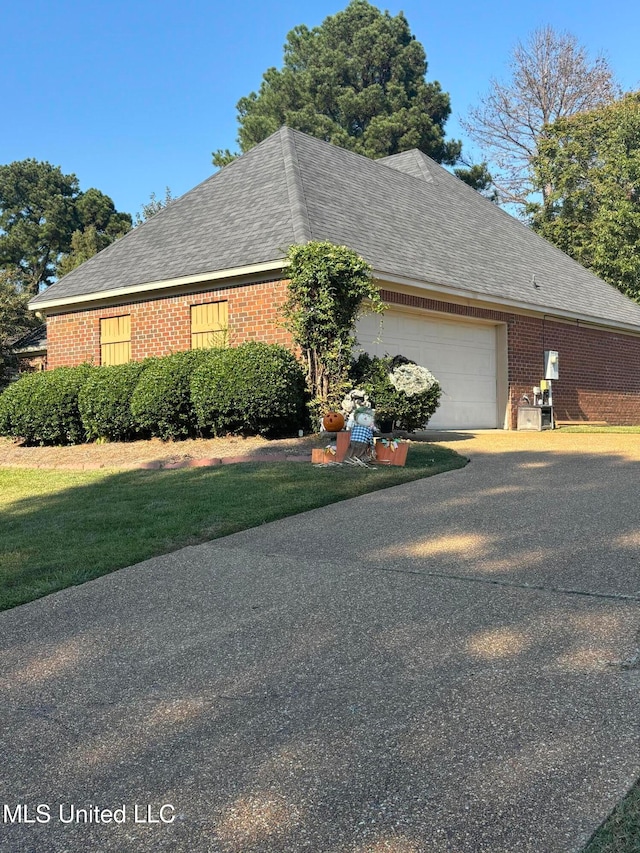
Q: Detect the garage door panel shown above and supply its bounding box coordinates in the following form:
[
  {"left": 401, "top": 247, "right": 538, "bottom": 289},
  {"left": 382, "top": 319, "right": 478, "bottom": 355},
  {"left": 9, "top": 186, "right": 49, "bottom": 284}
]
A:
[
  {"left": 356, "top": 311, "right": 499, "bottom": 429},
  {"left": 435, "top": 351, "right": 495, "bottom": 375},
  {"left": 443, "top": 403, "right": 497, "bottom": 429},
  {"left": 439, "top": 375, "right": 496, "bottom": 397}
]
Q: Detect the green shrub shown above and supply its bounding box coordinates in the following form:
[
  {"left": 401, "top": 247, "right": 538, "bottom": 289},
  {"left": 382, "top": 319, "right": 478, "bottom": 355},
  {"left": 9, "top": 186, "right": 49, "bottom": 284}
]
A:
[
  {"left": 350, "top": 354, "right": 441, "bottom": 432},
  {"left": 0, "top": 365, "right": 92, "bottom": 445},
  {"left": 0, "top": 373, "right": 42, "bottom": 439},
  {"left": 191, "top": 342, "right": 307, "bottom": 437},
  {"left": 130, "top": 350, "right": 210, "bottom": 440},
  {"left": 78, "top": 361, "right": 147, "bottom": 442}
]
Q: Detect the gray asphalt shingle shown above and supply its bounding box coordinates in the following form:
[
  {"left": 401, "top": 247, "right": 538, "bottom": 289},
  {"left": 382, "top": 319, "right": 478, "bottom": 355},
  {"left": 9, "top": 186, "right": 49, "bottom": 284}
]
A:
[
  {"left": 31, "top": 127, "right": 640, "bottom": 331},
  {"left": 11, "top": 324, "right": 47, "bottom": 351}
]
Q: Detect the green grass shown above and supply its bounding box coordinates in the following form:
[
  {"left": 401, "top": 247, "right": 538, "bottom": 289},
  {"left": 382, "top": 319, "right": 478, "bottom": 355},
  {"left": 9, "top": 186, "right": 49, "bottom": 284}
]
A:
[
  {"left": 559, "top": 425, "right": 640, "bottom": 433},
  {"left": 582, "top": 780, "right": 640, "bottom": 853},
  {"left": 0, "top": 442, "right": 467, "bottom": 611}
]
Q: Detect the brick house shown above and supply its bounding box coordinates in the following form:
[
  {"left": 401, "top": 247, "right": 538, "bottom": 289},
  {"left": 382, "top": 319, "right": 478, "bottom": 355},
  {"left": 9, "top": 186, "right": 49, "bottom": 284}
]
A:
[
  {"left": 29, "top": 127, "right": 640, "bottom": 429},
  {"left": 11, "top": 325, "right": 47, "bottom": 373}
]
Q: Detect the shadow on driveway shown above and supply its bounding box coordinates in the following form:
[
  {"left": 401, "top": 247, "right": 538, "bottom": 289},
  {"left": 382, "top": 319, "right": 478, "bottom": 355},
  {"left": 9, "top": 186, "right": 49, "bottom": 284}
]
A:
[{"left": 1, "top": 434, "right": 639, "bottom": 852}]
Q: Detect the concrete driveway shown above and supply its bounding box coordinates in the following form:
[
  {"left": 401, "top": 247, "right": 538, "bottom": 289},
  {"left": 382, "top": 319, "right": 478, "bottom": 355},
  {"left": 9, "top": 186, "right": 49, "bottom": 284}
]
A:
[{"left": 1, "top": 431, "right": 639, "bottom": 852}]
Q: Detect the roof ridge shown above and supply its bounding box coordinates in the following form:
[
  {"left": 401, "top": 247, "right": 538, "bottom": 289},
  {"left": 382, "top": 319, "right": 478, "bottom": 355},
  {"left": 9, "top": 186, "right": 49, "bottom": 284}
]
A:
[
  {"left": 401, "top": 150, "right": 435, "bottom": 183},
  {"left": 280, "top": 127, "right": 313, "bottom": 243},
  {"left": 378, "top": 149, "right": 435, "bottom": 184}
]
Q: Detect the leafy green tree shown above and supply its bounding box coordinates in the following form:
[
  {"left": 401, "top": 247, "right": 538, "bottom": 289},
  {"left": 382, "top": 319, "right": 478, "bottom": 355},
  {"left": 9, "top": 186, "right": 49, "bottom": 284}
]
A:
[
  {"left": 213, "top": 0, "right": 491, "bottom": 192},
  {"left": 57, "top": 189, "right": 132, "bottom": 277},
  {"left": 76, "top": 187, "right": 131, "bottom": 240},
  {"left": 531, "top": 92, "right": 640, "bottom": 301},
  {"left": 211, "top": 150, "right": 237, "bottom": 169},
  {"left": 135, "top": 187, "right": 175, "bottom": 225},
  {"left": 280, "top": 241, "right": 383, "bottom": 415},
  {"left": 0, "top": 160, "right": 132, "bottom": 291},
  {"left": 56, "top": 226, "right": 107, "bottom": 278},
  {"left": 0, "top": 267, "right": 40, "bottom": 386},
  {"left": 0, "top": 160, "right": 79, "bottom": 294}
]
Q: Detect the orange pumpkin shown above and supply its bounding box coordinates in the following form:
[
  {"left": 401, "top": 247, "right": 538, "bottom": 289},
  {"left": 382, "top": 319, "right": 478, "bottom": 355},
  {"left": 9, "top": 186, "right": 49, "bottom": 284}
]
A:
[{"left": 322, "top": 411, "right": 345, "bottom": 432}]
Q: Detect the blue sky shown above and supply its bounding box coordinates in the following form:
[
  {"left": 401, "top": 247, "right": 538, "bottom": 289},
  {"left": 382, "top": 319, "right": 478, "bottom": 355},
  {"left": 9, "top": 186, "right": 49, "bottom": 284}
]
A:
[{"left": 3, "top": 0, "right": 639, "bottom": 219}]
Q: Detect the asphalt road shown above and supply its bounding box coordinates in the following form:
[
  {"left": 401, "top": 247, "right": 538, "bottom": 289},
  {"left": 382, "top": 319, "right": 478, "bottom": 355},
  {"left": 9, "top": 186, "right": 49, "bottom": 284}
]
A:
[{"left": 1, "top": 432, "right": 639, "bottom": 852}]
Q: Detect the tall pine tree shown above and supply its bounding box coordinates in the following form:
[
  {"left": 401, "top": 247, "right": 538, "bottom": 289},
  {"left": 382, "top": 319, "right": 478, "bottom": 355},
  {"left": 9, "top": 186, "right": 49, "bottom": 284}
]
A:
[{"left": 213, "top": 0, "right": 491, "bottom": 191}]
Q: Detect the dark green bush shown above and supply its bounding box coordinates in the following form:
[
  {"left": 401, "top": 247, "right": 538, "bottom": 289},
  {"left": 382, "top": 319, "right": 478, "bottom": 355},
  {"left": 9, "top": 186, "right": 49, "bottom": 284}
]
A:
[
  {"left": 78, "top": 361, "right": 148, "bottom": 442},
  {"left": 0, "top": 365, "right": 92, "bottom": 445},
  {"left": 0, "top": 344, "right": 309, "bottom": 445},
  {"left": 350, "top": 353, "right": 441, "bottom": 432},
  {"left": 130, "top": 349, "right": 211, "bottom": 440},
  {"left": 0, "top": 372, "right": 42, "bottom": 439},
  {"left": 191, "top": 342, "right": 307, "bottom": 437}
]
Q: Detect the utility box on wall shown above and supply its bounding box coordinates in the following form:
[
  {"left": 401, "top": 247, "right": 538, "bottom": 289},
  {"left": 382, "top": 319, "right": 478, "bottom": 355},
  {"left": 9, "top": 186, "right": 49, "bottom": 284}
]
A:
[{"left": 544, "top": 350, "right": 559, "bottom": 381}]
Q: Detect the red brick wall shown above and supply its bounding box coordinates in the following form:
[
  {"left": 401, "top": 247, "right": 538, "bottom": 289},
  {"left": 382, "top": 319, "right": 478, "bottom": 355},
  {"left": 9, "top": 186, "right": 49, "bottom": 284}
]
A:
[
  {"left": 381, "top": 290, "right": 640, "bottom": 428},
  {"left": 46, "top": 280, "right": 292, "bottom": 368},
  {"left": 45, "top": 281, "right": 640, "bottom": 428},
  {"left": 17, "top": 354, "right": 47, "bottom": 372},
  {"left": 534, "top": 318, "right": 640, "bottom": 426},
  {"left": 380, "top": 290, "right": 509, "bottom": 325}
]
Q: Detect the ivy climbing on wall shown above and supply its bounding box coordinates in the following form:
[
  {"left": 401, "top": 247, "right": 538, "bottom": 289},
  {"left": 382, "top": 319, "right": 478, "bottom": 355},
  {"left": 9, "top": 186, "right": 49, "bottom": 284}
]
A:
[{"left": 280, "top": 241, "right": 384, "bottom": 417}]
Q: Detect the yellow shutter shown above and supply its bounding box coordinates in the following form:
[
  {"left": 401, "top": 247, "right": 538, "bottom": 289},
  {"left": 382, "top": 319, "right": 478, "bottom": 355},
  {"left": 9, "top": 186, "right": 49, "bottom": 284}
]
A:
[
  {"left": 100, "top": 316, "right": 131, "bottom": 365},
  {"left": 191, "top": 302, "right": 228, "bottom": 349}
]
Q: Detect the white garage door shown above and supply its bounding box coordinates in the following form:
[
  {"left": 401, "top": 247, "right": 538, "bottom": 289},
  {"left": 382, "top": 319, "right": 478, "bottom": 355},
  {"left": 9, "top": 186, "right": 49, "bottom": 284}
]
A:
[{"left": 356, "top": 310, "right": 499, "bottom": 429}]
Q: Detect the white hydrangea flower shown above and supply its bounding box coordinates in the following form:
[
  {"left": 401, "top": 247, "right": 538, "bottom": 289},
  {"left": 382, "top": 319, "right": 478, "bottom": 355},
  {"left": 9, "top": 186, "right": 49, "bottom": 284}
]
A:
[{"left": 389, "top": 363, "right": 438, "bottom": 396}]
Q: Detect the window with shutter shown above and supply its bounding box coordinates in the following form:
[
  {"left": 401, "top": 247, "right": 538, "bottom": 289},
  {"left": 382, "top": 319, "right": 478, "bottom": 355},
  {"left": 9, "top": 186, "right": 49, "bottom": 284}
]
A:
[
  {"left": 100, "top": 316, "right": 131, "bottom": 365},
  {"left": 191, "top": 302, "right": 228, "bottom": 349}
]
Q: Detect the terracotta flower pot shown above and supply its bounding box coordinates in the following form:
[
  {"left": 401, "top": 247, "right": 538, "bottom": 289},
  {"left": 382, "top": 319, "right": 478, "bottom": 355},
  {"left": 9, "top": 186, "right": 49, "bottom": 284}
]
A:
[
  {"left": 374, "top": 438, "right": 408, "bottom": 466},
  {"left": 312, "top": 447, "right": 338, "bottom": 464},
  {"left": 335, "top": 430, "right": 351, "bottom": 462}
]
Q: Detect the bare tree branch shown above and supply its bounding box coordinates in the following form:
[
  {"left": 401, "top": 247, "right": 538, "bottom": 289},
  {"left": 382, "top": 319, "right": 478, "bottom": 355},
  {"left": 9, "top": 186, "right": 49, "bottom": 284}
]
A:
[{"left": 461, "top": 26, "right": 620, "bottom": 211}]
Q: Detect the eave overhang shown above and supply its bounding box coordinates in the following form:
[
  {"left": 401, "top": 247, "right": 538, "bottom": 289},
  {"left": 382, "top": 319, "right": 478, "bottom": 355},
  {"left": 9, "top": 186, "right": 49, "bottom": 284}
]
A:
[
  {"left": 28, "top": 258, "right": 640, "bottom": 339},
  {"left": 28, "top": 259, "right": 288, "bottom": 313}
]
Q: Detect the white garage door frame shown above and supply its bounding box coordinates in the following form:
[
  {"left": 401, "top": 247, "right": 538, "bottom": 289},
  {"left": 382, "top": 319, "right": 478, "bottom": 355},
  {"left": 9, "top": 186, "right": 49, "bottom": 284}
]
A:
[{"left": 356, "top": 306, "right": 509, "bottom": 430}]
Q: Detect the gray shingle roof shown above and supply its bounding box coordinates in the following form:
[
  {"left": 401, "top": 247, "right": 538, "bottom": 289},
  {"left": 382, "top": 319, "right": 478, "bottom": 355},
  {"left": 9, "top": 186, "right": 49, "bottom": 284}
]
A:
[
  {"left": 11, "top": 324, "right": 47, "bottom": 352},
  {"left": 31, "top": 127, "right": 640, "bottom": 331}
]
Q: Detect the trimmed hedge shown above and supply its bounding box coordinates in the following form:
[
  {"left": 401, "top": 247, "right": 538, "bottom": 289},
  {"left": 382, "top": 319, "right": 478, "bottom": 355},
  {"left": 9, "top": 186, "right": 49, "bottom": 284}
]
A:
[
  {"left": 191, "top": 342, "right": 307, "bottom": 437},
  {"left": 0, "top": 372, "right": 42, "bottom": 440},
  {"left": 131, "top": 350, "right": 210, "bottom": 440},
  {"left": 0, "top": 365, "right": 92, "bottom": 445},
  {"left": 0, "top": 344, "right": 309, "bottom": 445},
  {"left": 78, "top": 361, "right": 148, "bottom": 442}
]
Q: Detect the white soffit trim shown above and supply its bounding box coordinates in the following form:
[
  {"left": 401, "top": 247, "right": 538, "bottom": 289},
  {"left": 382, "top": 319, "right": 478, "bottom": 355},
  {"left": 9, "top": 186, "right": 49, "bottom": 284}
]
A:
[
  {"left": 29, "top": 259, "right": 288, "bottom": 311},
  {"left": 375, "top": 270, "right": 640, "bottom": 337}
]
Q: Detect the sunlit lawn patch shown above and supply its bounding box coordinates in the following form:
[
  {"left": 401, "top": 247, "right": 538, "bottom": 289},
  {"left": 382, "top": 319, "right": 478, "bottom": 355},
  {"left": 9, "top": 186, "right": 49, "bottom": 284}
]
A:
[{"left": 0, "top": 442, "right": 467, "bottom": 611}]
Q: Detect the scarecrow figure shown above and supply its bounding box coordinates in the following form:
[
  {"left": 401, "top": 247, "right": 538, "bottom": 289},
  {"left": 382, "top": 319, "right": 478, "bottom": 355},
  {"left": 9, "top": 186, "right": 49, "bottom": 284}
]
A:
[
  {"left": 341, "top": 388, "right": 372, "bottom": 430},
  {"left": 343, "top": 406, "right": 376, "bottom": 467}
]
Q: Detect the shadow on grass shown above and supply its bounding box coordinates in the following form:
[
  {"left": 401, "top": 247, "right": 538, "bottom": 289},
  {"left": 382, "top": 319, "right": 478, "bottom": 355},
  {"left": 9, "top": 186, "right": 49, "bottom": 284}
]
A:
[
  {"left": 0, "top": 443, "right": 467, "bottom": 612},
  {"left": 1, "top": 440, "right": 639, "bottom": 852}
]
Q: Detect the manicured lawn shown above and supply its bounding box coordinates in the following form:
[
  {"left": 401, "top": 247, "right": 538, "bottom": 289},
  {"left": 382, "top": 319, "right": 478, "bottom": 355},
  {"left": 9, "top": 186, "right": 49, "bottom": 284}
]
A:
[
  {"left": 559, "top": 425, "right": 640, "bottom": 433},
  {"left": 0, "top": 442, "right": 467, "bottom": 611},
  {"left": 582, "top": 780, "right": 640, "bottom": 853}
]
